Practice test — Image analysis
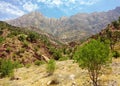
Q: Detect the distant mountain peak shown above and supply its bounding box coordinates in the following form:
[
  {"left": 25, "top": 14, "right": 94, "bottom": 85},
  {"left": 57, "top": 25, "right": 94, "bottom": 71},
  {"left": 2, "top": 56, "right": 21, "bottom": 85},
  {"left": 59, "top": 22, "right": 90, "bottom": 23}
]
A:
[
  {"left": 28, "top": 11, "right": 44, "bottom": 17},
  {"left": 6, "top": 6, "right": 120, "bottom": 43}
]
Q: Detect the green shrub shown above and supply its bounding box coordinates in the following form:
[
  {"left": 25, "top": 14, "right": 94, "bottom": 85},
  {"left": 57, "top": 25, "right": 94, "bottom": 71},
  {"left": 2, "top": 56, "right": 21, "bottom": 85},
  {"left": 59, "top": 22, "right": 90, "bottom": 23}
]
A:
[
  {"left": 27, "top": 32, "right": 39, "bottom": 42},
  {"left": 25, "top": 64, "right": 31, "bottom": 68},
  {"left": 0, "top": 37, "right": 5, "bottom": 43},
  {"left": 112, "top": 51, "right": 120, "bottom": 58},
  {"left": 47, "top": 59, "right": 56, "bottom": 75},
  {"left": 7, "top": 31, "right": 20, "bottom": 38},
  {"left": 22, "top": 41, "right": 29, "bottom": 48},
  {"left": 18, "top": 34, "right": 26, "bottom": 42},
  {"left": 0, "top": 59, "right": 14, "bottom": 78},
  {"left": 13, "top": 61, "right": 23, "bottom": 68},
  {"left": 34, "top": 60, "right": 45, "bottom": 66}
]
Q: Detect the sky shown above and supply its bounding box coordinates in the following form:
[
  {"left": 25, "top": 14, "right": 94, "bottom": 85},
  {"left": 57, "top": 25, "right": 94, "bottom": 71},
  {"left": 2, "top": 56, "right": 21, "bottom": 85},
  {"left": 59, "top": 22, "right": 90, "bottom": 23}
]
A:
[{"left": 0, "top": 0, "right": 120, "bottom": 20}]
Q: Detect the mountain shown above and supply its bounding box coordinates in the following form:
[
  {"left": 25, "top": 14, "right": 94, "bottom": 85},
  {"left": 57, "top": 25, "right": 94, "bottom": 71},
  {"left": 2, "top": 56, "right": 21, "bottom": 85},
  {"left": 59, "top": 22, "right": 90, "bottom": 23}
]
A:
[{"left": 6, "top": 7, "right": 120, "bottom": 43}]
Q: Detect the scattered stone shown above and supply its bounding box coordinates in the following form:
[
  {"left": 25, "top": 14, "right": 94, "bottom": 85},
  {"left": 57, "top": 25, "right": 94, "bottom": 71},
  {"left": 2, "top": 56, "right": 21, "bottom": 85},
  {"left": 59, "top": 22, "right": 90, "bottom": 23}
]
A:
[
  {"left": 69, "top": 74, "right": 75, "bottom": 80},
  {"left": 71, "top": 81, "right": 77, "bottom": 86},
  {"left": 10, "top": 76, "right": 21, "bottom": 80},
  {"left": 108, "top": 80, "right": 118, "bottom": 86},
  {"left": 47, "top": 79, "right": 59, "bottom": 85}
]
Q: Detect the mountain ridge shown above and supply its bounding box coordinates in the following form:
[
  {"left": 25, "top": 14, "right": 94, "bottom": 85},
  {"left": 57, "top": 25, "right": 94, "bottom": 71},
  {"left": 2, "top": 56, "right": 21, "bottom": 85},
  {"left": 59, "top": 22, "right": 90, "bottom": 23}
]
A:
[{"left": 6, "top": 6, "right": 120, "bottom": 43}]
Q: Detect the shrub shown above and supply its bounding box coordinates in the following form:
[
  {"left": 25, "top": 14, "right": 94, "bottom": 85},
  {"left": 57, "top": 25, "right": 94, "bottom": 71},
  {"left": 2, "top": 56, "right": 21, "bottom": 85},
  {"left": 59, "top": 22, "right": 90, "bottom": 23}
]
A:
[
  {"left": 25, "top": 63, "right": 31, "bottom": 68},
  {"left": 112, "top": 51, "right": 120, "bottom": 58},
  {"left": 34, "top": 60, "right": 45, "bottom": 66},
  {"left": 0, "top": 37, "right": 5, "bottom": 43},
  {"left": 0, "top": 59, "right": 14, "bottom": 78},
  {"left": 18, "top": 34, "right": 26, "bottom": 42},
  {"left": 47, "top": 59, "right": 56, "bottom": 75},
  {"left": 22, "top": 41, "right": 29, "bottom": 48},
  {"left": 27, "top": 32, "right": 39, "bottom": 42},
  {"left": 13, "top": 61, "right": 23, "bottom": 68}
]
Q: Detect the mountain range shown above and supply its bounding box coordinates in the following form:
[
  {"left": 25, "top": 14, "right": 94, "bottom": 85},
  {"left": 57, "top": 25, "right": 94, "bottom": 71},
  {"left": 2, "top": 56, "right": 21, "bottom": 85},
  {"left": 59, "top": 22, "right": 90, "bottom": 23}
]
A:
[{"left": 6, "top": 7, "right": 120, "bottom": 43}]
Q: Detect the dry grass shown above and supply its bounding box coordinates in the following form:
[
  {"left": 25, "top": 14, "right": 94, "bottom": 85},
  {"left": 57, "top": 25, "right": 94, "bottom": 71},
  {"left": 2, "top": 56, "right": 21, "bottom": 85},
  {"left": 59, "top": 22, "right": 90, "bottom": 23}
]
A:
[{"left": 0, "top": 58, "right": 120, "bottom": 86}]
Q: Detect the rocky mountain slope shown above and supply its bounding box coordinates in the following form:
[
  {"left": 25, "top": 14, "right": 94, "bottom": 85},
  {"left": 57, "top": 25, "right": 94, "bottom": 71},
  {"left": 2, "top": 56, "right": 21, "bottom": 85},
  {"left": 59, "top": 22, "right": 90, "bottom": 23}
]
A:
[
  {"left": 6, "top": 7, "right": 120, "bottom": 43},
  {"left": 0, "top": 21, "right": 65, "bottom": 65}
]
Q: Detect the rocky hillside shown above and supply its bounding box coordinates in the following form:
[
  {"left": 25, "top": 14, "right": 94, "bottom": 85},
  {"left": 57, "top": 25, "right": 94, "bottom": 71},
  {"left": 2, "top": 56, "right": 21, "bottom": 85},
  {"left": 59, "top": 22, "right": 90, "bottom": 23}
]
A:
[
  {"left": 6, "top": 7, "right": 120, "bottom": 43},
  {"left": 0, "top": 21, "right": 66, "bottom": 65}
]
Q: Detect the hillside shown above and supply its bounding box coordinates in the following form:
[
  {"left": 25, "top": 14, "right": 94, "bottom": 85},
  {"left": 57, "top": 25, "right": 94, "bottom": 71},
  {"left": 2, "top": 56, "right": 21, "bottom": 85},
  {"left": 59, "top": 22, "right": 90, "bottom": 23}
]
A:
[
  {"left": 0, "top": 21, "right": 67, "bottom": 65},
  {"left": 6, "top": 7, "right": 120, "bottom": 43}
]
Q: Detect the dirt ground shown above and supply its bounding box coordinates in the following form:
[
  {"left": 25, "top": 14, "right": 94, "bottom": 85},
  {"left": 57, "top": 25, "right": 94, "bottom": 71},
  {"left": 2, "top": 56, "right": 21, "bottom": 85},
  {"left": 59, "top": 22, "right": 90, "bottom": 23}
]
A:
[{"left": 0, "top": 58, "right": 120, "bottom": 86}]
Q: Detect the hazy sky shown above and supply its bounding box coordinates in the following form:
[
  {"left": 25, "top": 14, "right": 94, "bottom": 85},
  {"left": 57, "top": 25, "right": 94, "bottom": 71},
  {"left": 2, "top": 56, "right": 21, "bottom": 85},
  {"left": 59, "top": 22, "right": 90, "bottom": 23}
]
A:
[{"left": 0, "top": 0, "right": 120, "bottom": 20}]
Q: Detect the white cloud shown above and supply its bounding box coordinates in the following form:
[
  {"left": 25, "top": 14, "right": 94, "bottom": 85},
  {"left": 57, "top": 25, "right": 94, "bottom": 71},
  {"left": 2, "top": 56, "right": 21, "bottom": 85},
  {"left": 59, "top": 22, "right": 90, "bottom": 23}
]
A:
[
  {"left": 36, "top": 0, "right": 99, "bottom": 7},
  {"left": 51, "top": 0, "right": 63, "bottom": 7},
  {"left": 23, "top": 1, "right": 39, "bottom": 12},
  {"left": 79, "top": 0, "right": 99, "bottom": 5},
  {"left": 0, "top": 1, "right": 25, "bottom": 16}
]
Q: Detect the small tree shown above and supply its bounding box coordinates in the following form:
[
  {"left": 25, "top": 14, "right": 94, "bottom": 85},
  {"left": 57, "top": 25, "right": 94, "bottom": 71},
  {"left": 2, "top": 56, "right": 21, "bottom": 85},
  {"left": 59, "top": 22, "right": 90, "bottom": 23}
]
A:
[
  {"left": 47, "top": 59, "right": 56, "bottom": 75},
  {"left": 74, "top": 39, "right": 111, "bottom": 86}
]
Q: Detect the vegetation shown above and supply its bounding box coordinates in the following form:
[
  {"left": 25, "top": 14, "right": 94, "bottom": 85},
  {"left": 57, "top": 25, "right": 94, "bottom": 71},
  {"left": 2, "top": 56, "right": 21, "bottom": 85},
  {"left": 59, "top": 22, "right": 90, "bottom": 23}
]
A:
[
  {"left": 74, "top": 39, "right": 111, "bottom": 86},
  {"left": 27, "top": 32, "right": 39, "bottom": 42},
  {"left": 0, "top": 59, "right": 14, "bottom": 78},
  {"left": 34, "top": 60, "right": 45, "bottom": 66},
  {"left": 47, "top": 59, "right": 56, "bottom": 75},
  {"left": 18, "top": 34, "right": 26, "bottom": 42},
  {"left": 112, "top": 51, "right": 120, "bottom": 58},
  {"left": 0, "top": 36, "right": 5, "bottom": 43}
]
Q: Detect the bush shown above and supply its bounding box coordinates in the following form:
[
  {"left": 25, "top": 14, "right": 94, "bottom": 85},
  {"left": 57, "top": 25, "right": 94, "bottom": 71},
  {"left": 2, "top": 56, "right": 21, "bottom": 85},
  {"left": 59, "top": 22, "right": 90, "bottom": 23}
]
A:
[
  {"left": 22, "top": 41, "right": 29, "bottom": 48},
  {"left": 49, "top": 47, "right": 62, "bottom": 60},
  {"left": 18, "top": 34, "right": 26, "bottom": 42},
  {"left": 47, "top": 59, "right": 56, "bottom": 75},
  {"left": 112, "top": 51, "right": 120, "bottom": 58},
  {"left": 13, "top": 61, "right": 23, "bottom": 68},
  {"left": 27, "top": 32, "right": 39, "bottom": 42},
  {"left": 25, "top": 63, "right": 31, "bottom": 68},
  {"left": 0, "top": 37, "right": 5, "bottom": 43},
  {"left": 34, "top": 60, "right": 45, "bottom": 66},
  {"left": 0, "top": 59, "right": 14, "bottom": 78},
  {"left": 7, "top": 31, "right": 20, "bottom": 38}
]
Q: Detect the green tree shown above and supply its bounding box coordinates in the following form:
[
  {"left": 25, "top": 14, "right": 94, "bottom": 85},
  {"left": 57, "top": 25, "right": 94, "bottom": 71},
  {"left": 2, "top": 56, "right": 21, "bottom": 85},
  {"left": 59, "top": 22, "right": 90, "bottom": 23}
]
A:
[
  {"left": 74, "top": 39, "right": 111, "bottom": 86},
  {"left": 47, "top": 59, "right": 56, "bottom": 75}
]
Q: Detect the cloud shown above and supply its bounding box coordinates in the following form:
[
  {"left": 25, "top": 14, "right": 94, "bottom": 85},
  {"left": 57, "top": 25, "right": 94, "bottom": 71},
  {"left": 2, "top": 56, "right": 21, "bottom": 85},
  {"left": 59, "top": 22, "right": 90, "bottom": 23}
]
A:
[
  {"left": 23, "top": 1, "right": 39, "bottom": 12},
  {"left": 0, "top": 1, "right": 25, "bottom": 16},
  {"left": 79, "top": 0, "right": 99, "bottom": 5},
  {"left": 37, "top": 0, "right": 99, "bottom": 7}
]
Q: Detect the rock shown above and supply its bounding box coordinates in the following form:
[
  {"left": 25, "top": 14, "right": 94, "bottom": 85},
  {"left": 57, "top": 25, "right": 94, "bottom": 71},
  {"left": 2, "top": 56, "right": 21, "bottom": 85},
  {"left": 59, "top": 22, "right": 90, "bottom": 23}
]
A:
[
  {"left": 69, "top": 74, "right": 75, "bottom": 80},
  {"left": 71, "top": 81, "right": 77, "bottom": 86},
  {"left": 108, "top": 80, "right": 118, "bottom": 86},
  {"left": 47, "top": 79, "right": 59, "bottom": 85}
]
